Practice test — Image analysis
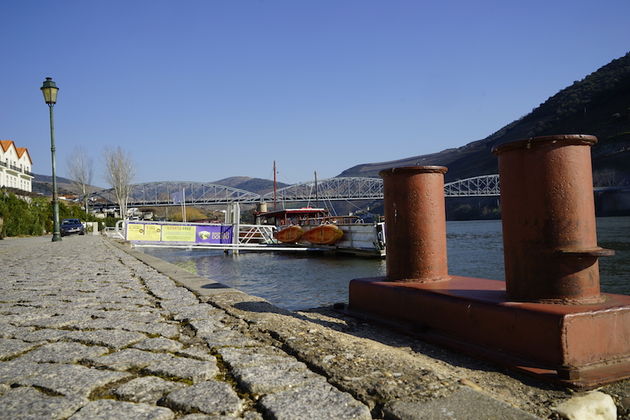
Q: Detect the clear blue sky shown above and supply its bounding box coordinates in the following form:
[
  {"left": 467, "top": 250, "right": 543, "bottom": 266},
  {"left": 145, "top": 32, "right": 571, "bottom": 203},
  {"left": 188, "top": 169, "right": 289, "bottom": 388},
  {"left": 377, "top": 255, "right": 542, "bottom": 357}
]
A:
[{"left": 2, "top": 1, "right": 629, "bottom": 187}]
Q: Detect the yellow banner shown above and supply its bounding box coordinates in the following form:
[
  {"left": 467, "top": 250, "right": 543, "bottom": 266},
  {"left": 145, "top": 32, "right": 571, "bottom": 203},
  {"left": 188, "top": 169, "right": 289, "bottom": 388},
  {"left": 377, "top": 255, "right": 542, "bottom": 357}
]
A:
[
  {"left": 127, "top": 223, "right": 162, "bottom": 241},
  {"left": 127, "top": 224, "right": 146, "bottom": 241},
  {"left": 144, "top": 224, "right": 162, "bottom": 241},
  {"left": 161, "top": 224, "right": 196, "bottom": 242}
]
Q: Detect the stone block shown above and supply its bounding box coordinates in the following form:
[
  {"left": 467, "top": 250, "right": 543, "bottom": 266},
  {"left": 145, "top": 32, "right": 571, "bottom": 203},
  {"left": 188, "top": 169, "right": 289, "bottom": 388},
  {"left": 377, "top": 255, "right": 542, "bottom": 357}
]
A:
[
  {"left": 217, "top": 346, "right": 292, "bottom": 370},
  {"left": 163, "top": 380, "right": 243, "bottom": 416},
  {"left": 201, "top": 330, "right": 258, "bottom": 350},
  {"left": 0, "top": 338, "right": 40, "bottom": 359},
  {"left": 64, "top": 329, "right": 147, "bottom": 349},
  {"left": 0, "top": 387, "right": 87, "bottom": 419},
  {"left": 383, "top": 387, "right": 541, "bottom": 420},
  {"left": 142, "top": 357, "right": 219, "bottom": 383},
  {"left": 175, "top": 346, "right": 216, "bottom": 361},
  {"left": 232, "top": 360, "right": 323, "bottom": 394},
  {"left": 16, "top": 341, "right": 108, "bottom": 363},
  {"left": 188, "top": 319, "right": 225, "bottom": 335},
  {"left": 260, "top": 382, "right": 371, "bottom": 420},
  {"left": 132, "top": 337, "right": 184, "bottom": 352},
  {"left": 17, "top": 364, "right": 131, "bottom": 397},
  {"left": 69, "top": 399, "right": 174, "bottom": 420},
  {"left": 113, "top": 376, "right": 185, "bottom": 404},
  {"left": 15, "top": 328, "right": 71, "bottom": 343},
  {"left": 89, "top": 349, "right": 173, "bottom": 371}
]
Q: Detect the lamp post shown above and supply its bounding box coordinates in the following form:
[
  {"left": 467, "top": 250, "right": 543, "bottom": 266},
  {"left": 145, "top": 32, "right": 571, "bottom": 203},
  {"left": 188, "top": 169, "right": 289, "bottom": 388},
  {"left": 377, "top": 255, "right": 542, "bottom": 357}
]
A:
[{"left": 41, "top": 77, "right": 61, "bottom": 242}]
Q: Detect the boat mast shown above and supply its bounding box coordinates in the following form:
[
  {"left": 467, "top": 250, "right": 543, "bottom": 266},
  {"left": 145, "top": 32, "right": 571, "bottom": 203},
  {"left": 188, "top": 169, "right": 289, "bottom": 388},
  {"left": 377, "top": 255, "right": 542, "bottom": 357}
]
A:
[
  {"left": 273, "top": 160, "right": 277, "bottom": 211},
  {"left": 314, "top": 170, "right": 318, "bottom": 208}
]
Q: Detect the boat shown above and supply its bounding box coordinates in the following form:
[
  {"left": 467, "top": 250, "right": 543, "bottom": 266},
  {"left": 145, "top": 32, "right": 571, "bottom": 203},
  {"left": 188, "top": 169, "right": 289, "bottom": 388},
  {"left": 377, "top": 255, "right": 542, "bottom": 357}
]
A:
[
  {"left": 255, "top": 207, "right": 329, "bottom": 226},
  {"left": 274, "top": 225, "right": 304, "bottom": 243},
  {"left": 255, "top": 208, "right": 386, "bottom": 257}
]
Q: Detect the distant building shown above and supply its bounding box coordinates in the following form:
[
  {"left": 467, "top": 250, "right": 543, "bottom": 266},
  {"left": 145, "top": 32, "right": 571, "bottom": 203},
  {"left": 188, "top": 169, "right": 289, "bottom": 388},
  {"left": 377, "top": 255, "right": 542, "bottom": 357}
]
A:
[{"left": 0, "top": 140, "right": 33, "bottom": 192}]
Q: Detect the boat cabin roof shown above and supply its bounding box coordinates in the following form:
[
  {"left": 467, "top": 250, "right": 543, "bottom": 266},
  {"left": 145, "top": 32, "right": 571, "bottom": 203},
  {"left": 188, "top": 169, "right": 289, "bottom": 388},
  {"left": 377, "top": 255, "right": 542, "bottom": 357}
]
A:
[
  {"left": 256, "top": 207, "right": 329, "bottom": 226},
  {"left": 257, "top": 207, "right": 328, "bottom": 218}
]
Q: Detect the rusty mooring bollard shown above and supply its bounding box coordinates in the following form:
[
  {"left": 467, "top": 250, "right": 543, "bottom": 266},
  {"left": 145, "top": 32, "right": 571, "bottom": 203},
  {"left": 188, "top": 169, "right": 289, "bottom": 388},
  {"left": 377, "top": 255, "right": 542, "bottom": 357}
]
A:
[
  {"left": 493, "top": 134, "right": 614, "bottom": 304},
  {"left": 379, "top": 166, "right": 449, "bottom": 282}
]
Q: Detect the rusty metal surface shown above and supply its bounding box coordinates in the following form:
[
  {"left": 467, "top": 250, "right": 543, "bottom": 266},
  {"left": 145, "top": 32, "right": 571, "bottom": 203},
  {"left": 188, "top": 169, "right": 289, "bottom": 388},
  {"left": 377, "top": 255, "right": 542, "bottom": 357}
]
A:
[
  {"left": 348, "top": 276, "right": 630, "bottom": 388},
  {"left": 378, "top": 166, "right": 449, "bottom": 282},
  {"left": 493, "top": 134, "right": 613, "bottom": 304},
  {"left": 492, "top": 134, "right": 598, "bottom": 153},
  {"left": 350, "top": 157, "right": 629, "bottom": 388}
]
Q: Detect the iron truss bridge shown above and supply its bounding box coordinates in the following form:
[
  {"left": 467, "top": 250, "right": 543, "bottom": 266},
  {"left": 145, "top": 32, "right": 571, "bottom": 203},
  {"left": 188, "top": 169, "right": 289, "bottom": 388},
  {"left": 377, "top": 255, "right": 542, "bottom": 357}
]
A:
[{"left": 92, "top": 175, "right": 500, "bottom": 207}]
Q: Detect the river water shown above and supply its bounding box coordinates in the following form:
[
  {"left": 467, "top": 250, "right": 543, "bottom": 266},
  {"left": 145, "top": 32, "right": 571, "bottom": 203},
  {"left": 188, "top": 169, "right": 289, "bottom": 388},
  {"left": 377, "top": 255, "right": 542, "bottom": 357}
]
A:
[{"left": 143, "top": 216, "right": 629, "bottom": 311}]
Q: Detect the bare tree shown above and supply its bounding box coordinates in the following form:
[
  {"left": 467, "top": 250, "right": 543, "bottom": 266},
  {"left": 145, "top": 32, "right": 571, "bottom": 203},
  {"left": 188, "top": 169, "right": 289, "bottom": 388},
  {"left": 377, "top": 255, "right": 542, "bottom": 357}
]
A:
[
  {"left": 103, "top": 146, "right": 135, "bottom": 219},
  {"left": 66, "top": 146, "right": 94, "bottom": 215}
]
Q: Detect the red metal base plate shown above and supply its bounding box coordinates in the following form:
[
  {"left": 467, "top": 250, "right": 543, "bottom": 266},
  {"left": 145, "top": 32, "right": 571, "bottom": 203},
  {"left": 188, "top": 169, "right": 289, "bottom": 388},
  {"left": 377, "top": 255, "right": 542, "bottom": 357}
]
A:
[{"left": 348, "top": 276, "right": 630, "bottom": 389}]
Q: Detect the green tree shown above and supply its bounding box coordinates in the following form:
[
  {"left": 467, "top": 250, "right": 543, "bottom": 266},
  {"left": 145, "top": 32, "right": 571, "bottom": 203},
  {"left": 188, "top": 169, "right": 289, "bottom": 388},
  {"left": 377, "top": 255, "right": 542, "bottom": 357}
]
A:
[{"left": 0, "top": 189, "right": 100, "bottom": 237}]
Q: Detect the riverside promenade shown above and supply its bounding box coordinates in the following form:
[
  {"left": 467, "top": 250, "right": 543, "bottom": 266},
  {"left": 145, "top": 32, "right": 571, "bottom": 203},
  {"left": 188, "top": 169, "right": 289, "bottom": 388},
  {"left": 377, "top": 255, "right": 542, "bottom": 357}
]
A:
[{"left": 0, "top": 235, "right": 627, "bottom": 419}]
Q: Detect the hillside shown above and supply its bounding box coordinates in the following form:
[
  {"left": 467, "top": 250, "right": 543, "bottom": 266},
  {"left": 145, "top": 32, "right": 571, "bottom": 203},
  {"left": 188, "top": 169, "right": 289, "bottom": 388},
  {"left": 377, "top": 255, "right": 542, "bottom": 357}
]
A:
[
  {"left": 32, "top": 174, "right": 90, "bottom": 197},
  {"left": 338, "top": 52, "right": 630, "bottom": 185},
  {"left": 30, "top": 174, "right": 287, "bottom": 198}
]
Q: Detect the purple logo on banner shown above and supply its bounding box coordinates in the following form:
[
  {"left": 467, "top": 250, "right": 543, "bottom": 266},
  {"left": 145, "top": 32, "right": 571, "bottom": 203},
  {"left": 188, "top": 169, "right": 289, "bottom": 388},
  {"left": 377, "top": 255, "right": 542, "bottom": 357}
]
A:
[{"left": 196, "top": 225, "right": 233, "bottom": 244}]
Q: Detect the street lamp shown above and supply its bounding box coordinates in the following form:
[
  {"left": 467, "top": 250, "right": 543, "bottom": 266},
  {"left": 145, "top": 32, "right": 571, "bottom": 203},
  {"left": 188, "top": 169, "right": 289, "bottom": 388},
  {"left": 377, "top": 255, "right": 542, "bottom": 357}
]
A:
[{"left": 41, "top": 77, "right": 61, "bottom": 242}]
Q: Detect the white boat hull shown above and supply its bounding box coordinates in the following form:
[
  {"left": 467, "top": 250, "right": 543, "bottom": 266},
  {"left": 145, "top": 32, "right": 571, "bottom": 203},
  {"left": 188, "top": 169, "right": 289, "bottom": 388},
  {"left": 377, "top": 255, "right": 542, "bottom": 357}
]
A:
[{"left": 301, "top": 222, "right": 386, "bottom": 257}]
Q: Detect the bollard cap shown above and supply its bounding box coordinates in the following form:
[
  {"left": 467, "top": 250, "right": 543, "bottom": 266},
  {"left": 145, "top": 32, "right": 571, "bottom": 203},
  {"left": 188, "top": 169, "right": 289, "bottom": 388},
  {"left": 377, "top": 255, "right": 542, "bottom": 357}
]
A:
[
  {"left": 492, "top": 134, "right": 597, "bottom": 155},
  {"left": 379, "top": 166, "right": 448, "bottom": 178}
]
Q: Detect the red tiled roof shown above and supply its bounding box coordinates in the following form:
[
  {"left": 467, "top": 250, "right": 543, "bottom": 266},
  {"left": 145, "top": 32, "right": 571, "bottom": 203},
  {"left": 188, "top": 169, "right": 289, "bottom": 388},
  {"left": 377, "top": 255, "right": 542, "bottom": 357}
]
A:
[
  {"left": 1, "top": 140, "right": 33, "bottom": 164},
  {"left": 0, "top": 140, "right": 14, "bottom": 152},
  {"left": 16, "top": 147, "right": 32, "bottom": 164}
]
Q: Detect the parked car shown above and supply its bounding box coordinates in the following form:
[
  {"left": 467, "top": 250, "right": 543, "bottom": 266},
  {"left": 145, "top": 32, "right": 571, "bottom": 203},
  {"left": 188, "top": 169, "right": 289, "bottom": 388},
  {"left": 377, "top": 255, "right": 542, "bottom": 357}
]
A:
[{"left": 60, "top": 218, "right": 85, "bottom": 236}]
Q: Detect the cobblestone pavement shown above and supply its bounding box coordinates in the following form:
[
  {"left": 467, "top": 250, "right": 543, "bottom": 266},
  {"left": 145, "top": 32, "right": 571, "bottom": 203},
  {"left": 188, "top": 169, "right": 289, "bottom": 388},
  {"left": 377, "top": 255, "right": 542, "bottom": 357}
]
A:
[
  {"left": 3, "top": 236, "right": 628, "bottom": 420},
  {"left": 0, "top": 236, "right": 372, "bottom": 419}
]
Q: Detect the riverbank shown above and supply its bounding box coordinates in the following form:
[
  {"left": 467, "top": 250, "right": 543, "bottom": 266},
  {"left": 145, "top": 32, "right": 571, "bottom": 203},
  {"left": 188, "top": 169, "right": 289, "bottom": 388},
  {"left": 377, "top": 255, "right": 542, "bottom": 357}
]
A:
[{"left": 0, "top": 235, "right": 627, "bottom": 419}]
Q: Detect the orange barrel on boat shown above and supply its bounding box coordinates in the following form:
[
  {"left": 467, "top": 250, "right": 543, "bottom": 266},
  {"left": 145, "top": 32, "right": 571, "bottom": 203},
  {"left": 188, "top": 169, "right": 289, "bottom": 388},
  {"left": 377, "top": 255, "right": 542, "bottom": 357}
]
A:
[
  {"left": 274, "top": 225, "right": 304, "bottom": 243},
  {"left": 302, "top": 224, "right": 344, "bottom": 245}
]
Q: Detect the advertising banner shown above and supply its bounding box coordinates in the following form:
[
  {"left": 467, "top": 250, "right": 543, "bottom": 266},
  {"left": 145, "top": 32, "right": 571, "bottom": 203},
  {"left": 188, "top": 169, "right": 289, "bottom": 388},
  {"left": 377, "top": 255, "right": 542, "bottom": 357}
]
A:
[
  {"left": 161, "top": 224, "right": 196, "bottom": 242},
  {"left": 126, "top": 223, "right": 162, "bottom": 241},
  {"left": 126, "top": 223, "right": 145, "bottom": 241},
  {"left": 127, "top": 222, "right": 233, "bottom": 245},
  {"left": 195, "top": 225, "right": 233, "bottom": 244},
  {"left": 144, "top": 224, "right": 162, "bottom": 241}
]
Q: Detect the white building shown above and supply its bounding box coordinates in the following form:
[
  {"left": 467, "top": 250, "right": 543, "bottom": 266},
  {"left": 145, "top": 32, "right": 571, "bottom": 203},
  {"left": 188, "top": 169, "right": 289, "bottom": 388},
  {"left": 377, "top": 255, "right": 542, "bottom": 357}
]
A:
[{"left": 0, "top": 140, "right": 33, "bottom": 192}]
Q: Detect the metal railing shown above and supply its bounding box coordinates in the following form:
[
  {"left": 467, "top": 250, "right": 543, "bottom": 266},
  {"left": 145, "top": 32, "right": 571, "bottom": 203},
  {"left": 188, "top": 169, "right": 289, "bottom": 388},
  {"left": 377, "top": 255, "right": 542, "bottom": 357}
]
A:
[
  {"left": 0, "top": 162, "right": 34, "bottom": 176},
  {"left": 103, "top": 221, "right": 125, "bottom": 239},
  {"left": 238, "top": 224, "right": 276, "bottom": 245}
]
